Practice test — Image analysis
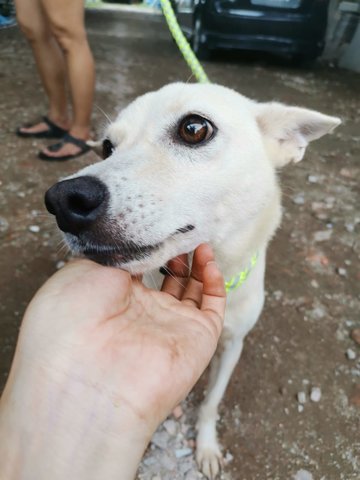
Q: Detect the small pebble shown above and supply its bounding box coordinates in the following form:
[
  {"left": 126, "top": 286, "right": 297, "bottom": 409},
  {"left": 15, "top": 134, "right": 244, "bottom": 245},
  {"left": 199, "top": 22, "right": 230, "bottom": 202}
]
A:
[
  {"left": 346, "top": 349, "right": 356, "bottom": 360},
  {"left": 308, "top": 175, "right": 319, "bottom": 183},
  {"left": 349, "top": 384, "right": 360, "bottom": 406},
  {"left": 337, "top": 267, "right": 347, "bottom": 276},
  {"left": 297, "top": 391, "right": 306, "bottom": 404},
  {"left": 29, "top": 225, "right": 40, "bottom": 233},
  {"left": 298, "top": 404, "right": 304, "bottom": 413},
  {"left": 310, "top": 387, "right": 322, "bottom": 402},
  {"left": 163, "top": 419, "right": 177, "bottom": 436},
  {"left": 311, "top": 307, "right": 326, "bottom": 319},
  {"left": 273, "top": 290, "right": 283, "bottom": 301},
  {"left": 350, "top": 328, "right": 360, "bottom": 346},
  {"left": 306, "top": 252, "right": 329, "bottom": 266},
  {"left": 339, "top": 168, "right": 352, "bottom": 178},
  {"left": 313, "top": 230, "right": 332, "bottom": 242},
  {"left": 311, "top": 201, "right": 325, "bottom": 212},
  {"left": 175, "top": 448, "right": 192, "bottom": 458},
  {"left": 224, "top": 451, "right": 234, "bottom": 464},
  {"left": 292, "top": 193, "right": 305, "bottom": 205},
  {"left": 293, "top": 469, "right": 313, "bottom": 480},
  {"left": 151, "top": 431, "right": 169, "bottom": 449},
  {"left": 172, "top": 405, "right": 183, "bottom": 419},
  {"left": 56, "top": 261, "right": 66, "bottom": 270},
  {"left": 325, "top": 196, "right": 335, "bottom": 207},
  {"left": 0, "top": 217, "right": 9, "bottom": 236},
  {"left": 310, "top": 280, "right": 319, "bottom": 288}
]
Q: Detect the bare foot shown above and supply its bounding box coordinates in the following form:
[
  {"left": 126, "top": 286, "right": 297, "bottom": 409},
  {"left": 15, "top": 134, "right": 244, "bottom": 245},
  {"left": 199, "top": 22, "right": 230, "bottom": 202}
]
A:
[
  {"left": 19, "top": 121, "right": 53, "bottom": 136},
  {"left": 18, "top": 116, "right": 70, "bottom": 136},
  {"left": 39, "top": 130, "right": 91, "bottom": 160},
  {"left": 41, "top": 142, "right": 84, "bottom": 158}
]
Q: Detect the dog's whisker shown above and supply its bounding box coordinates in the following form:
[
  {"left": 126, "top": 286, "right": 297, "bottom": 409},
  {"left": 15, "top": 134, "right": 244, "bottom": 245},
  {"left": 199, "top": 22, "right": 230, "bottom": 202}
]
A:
[
  {"left": 186, "top": 73, "right": 195, "bottom": 84},
  {"left": 163, "top": 269, "right": 185, "bottom": 289},
  {"left": 94, "top": 104, "right": 113, "bottom": 125},
  {"left": 172, "top": 256, "right": 190, "bottom": 273},
  {"left": 147, "top": 270, "right": 158, "bottom": 290},
  {"left": 56, "top": 241, "right": 70, "bottom": 256}
]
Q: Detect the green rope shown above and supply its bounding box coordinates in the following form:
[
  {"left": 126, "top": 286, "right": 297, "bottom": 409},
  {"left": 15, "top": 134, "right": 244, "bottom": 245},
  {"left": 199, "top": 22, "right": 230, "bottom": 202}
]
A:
[{"left": 160, "top": 0, "right": 210, "bottom": 83}]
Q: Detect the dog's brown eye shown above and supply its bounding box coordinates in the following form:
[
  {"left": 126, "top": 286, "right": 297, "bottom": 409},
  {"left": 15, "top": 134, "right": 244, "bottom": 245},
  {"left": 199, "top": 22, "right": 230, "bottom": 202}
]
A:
[
  {"left": 102, "top": 139, "right": 114, "bottom": 159},
  {"left": 178, "top": 115, "right": 214, "bottom": 145}
]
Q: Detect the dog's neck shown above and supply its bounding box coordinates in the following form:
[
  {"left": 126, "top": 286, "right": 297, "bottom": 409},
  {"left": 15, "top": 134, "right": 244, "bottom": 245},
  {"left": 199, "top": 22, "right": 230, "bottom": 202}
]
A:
[{"left": 212, "top": 187, "right": 282, "bottom": 280}]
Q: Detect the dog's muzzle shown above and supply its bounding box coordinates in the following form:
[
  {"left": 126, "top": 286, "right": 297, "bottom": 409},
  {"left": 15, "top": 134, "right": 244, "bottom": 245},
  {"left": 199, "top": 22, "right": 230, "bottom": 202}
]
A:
[{"left": 45, "top": 176, "right": 109, "bottom": 235}]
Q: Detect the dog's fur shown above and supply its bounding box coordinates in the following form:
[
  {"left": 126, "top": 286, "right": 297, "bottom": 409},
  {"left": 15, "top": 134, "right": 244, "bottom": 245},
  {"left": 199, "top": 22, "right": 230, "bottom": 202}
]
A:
[{"left": 49, "top": 83, "right": 340, "bottom": 479}]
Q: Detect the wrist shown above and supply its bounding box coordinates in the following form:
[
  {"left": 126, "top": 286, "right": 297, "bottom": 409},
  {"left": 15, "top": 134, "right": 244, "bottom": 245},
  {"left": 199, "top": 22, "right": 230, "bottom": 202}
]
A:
[{"left": 0, "top": 359, "right": 155, "bottom": 480}]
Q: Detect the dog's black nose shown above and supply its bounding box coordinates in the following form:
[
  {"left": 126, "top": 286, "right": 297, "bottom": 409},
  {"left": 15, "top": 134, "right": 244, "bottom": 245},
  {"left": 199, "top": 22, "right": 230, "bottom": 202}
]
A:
[{"left": 45, "top": 176, "right": 108, "bottom": 234}]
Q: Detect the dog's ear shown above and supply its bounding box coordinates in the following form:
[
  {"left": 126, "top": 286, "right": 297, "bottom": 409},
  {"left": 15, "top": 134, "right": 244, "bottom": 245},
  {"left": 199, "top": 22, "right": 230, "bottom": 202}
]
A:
[
  {"left": 86, "top": 139, "right": 103, "bottom": 158},
  {"left": 255, "top": 102, "right": 341, "bottom": 168}
]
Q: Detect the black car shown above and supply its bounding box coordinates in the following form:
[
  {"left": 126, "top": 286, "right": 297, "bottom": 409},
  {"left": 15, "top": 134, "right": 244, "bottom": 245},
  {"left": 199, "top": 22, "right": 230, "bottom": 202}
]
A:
[{"left": 173, "top": 0, "right": 330, "bottom": 60}]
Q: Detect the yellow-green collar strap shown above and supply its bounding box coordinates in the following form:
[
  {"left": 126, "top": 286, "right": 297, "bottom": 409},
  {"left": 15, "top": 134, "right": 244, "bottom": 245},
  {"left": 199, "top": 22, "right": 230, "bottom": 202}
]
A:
[{"left": 225, "top": 253, "right": 259, "bottom": 293}]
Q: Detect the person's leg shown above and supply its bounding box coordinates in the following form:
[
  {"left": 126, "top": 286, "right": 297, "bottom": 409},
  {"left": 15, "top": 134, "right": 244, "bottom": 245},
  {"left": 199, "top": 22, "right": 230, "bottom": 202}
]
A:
[
  {"left": 15, "top": 0, "right": 70, "bottom": 135},
  {"left": 40, "top": 0, "right": 95, "bottom": 158}
]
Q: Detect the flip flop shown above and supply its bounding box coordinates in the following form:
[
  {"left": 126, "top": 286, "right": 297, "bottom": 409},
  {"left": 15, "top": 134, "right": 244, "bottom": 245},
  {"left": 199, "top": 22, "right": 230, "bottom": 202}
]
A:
[
  {"left": 38, "top": 133, "right": 91, "bottom": 161},
  {"left": 16, "top": 116, "right": 68, "bottom": 139}
]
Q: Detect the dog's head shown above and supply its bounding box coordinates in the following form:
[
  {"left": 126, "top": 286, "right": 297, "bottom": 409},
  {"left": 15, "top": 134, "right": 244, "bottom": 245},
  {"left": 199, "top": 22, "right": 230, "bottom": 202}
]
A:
[{"left": 45, "top": 83, "right": 340, "bottom": 273}]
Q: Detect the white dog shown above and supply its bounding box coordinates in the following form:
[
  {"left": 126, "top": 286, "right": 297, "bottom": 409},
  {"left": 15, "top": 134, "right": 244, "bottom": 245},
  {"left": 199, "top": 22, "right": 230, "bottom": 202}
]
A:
[{"left": 45, "top": 83, "right": 340, "bottom": 479}]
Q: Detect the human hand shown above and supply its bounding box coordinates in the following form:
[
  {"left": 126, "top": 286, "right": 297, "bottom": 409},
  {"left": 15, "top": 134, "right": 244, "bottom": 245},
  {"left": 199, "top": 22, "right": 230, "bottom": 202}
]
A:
[{"left": 0, "top": 244, "right": 225, "bottom": 480}]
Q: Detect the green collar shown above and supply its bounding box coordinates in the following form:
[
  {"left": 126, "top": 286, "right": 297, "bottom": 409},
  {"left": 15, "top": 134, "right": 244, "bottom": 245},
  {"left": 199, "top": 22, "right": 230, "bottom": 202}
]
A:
[{"left": 225, "top": 253, "right": 259, "bottom": 293}]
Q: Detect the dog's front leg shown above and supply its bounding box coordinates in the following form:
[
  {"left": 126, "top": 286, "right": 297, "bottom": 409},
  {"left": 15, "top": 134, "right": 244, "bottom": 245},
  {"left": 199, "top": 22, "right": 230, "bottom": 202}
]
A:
[{"left": 196, "top": 333, "right": 244, "bottom": 479}]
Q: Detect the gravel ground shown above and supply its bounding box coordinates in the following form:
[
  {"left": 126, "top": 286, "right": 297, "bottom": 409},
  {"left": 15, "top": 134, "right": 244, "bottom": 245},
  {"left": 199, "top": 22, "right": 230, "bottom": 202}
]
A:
[{"left": 0, "top": 9, "right": 359, "bottom": 480}]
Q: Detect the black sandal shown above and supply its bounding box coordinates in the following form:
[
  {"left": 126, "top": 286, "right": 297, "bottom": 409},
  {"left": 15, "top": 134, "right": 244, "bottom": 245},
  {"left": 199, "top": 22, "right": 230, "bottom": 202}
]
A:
[
  {"left": 16, "top": 116, "right": 68, "bottom": 139},
  {"left": 38, "top": 133, "right": 91, "bottom": 161}
]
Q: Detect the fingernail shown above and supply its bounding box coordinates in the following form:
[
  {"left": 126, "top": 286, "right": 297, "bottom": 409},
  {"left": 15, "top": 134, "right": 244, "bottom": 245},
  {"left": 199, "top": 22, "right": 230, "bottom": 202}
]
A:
[{"left": 206, "top": 260, "right": 218, "bottom": 267}]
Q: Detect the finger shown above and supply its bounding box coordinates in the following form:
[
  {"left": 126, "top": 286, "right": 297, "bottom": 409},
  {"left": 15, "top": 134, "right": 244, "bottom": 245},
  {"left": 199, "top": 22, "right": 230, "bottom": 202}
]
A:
[
  {"left": 201, "top": 261, "right": 226, "bottom": 337},
  {"left": 188, "top": 243, "right": 215, "bottom": 282},
  {"left": 161, "top": 253, "right": 189, "bottom": 299},
  {"left": 181, "top": 244, "right": 215, "bottom": 307}
]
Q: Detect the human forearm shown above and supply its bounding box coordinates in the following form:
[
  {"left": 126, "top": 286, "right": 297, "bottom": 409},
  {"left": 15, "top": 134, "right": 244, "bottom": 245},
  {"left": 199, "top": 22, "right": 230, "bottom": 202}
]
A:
[{"left": 0, "top": 361, "right": 152, "bottom": 480}]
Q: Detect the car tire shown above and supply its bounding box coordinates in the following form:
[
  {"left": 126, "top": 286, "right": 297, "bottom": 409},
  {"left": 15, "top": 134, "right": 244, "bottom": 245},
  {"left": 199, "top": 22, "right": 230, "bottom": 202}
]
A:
[
  {"left": 192, "top": 16, "right": 211, "bottom": 61},
  {"left": 290, "top": 52, "right": 319, "bottom": 66}
]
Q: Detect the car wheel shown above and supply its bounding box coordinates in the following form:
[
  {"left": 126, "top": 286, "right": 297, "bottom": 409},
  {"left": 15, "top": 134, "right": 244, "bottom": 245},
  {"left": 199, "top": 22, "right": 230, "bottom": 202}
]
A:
[
  {"left": 192, "top": 16, "right": 210, "bottom": 60},
  {"left": 290, "top": 52, "right": 319, "bottom": 66}
]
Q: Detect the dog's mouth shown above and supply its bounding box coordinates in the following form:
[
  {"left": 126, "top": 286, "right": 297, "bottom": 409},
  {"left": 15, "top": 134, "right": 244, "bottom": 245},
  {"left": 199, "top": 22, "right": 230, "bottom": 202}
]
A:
[
  {"left": 73, "top": 224, "right": 195, "bottom": 267},
  {"left": 82, "top": 241, "right": 161, "bottom": 266}
]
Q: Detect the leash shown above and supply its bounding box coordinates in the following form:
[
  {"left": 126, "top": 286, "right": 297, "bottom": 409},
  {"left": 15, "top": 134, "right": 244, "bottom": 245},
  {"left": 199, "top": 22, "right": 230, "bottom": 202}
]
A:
[
  {"left": 160, "top": 0, "right": 210, "bottom": 83},
  {"left": 160, "top": 1, "right": 258, "bottom": 290}
]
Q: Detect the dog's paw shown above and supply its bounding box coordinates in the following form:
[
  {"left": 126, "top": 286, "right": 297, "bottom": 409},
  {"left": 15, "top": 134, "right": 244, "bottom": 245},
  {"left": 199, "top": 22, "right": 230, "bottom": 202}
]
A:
[{"left": 196, "top": 446, "right": 223, "bottom": 479}]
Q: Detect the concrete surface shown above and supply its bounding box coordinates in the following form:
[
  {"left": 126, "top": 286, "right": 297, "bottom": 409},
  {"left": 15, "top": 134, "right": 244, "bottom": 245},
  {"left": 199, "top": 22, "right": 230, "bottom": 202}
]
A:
[{"left": 0, "top": 9, "right": 359, "bottom": 480}]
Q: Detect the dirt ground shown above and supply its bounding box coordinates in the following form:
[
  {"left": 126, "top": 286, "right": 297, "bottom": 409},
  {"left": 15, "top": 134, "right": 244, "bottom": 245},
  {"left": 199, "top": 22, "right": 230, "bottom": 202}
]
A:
[{"left": 0, "top": 9, "right": 359, "bottom": 480}]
